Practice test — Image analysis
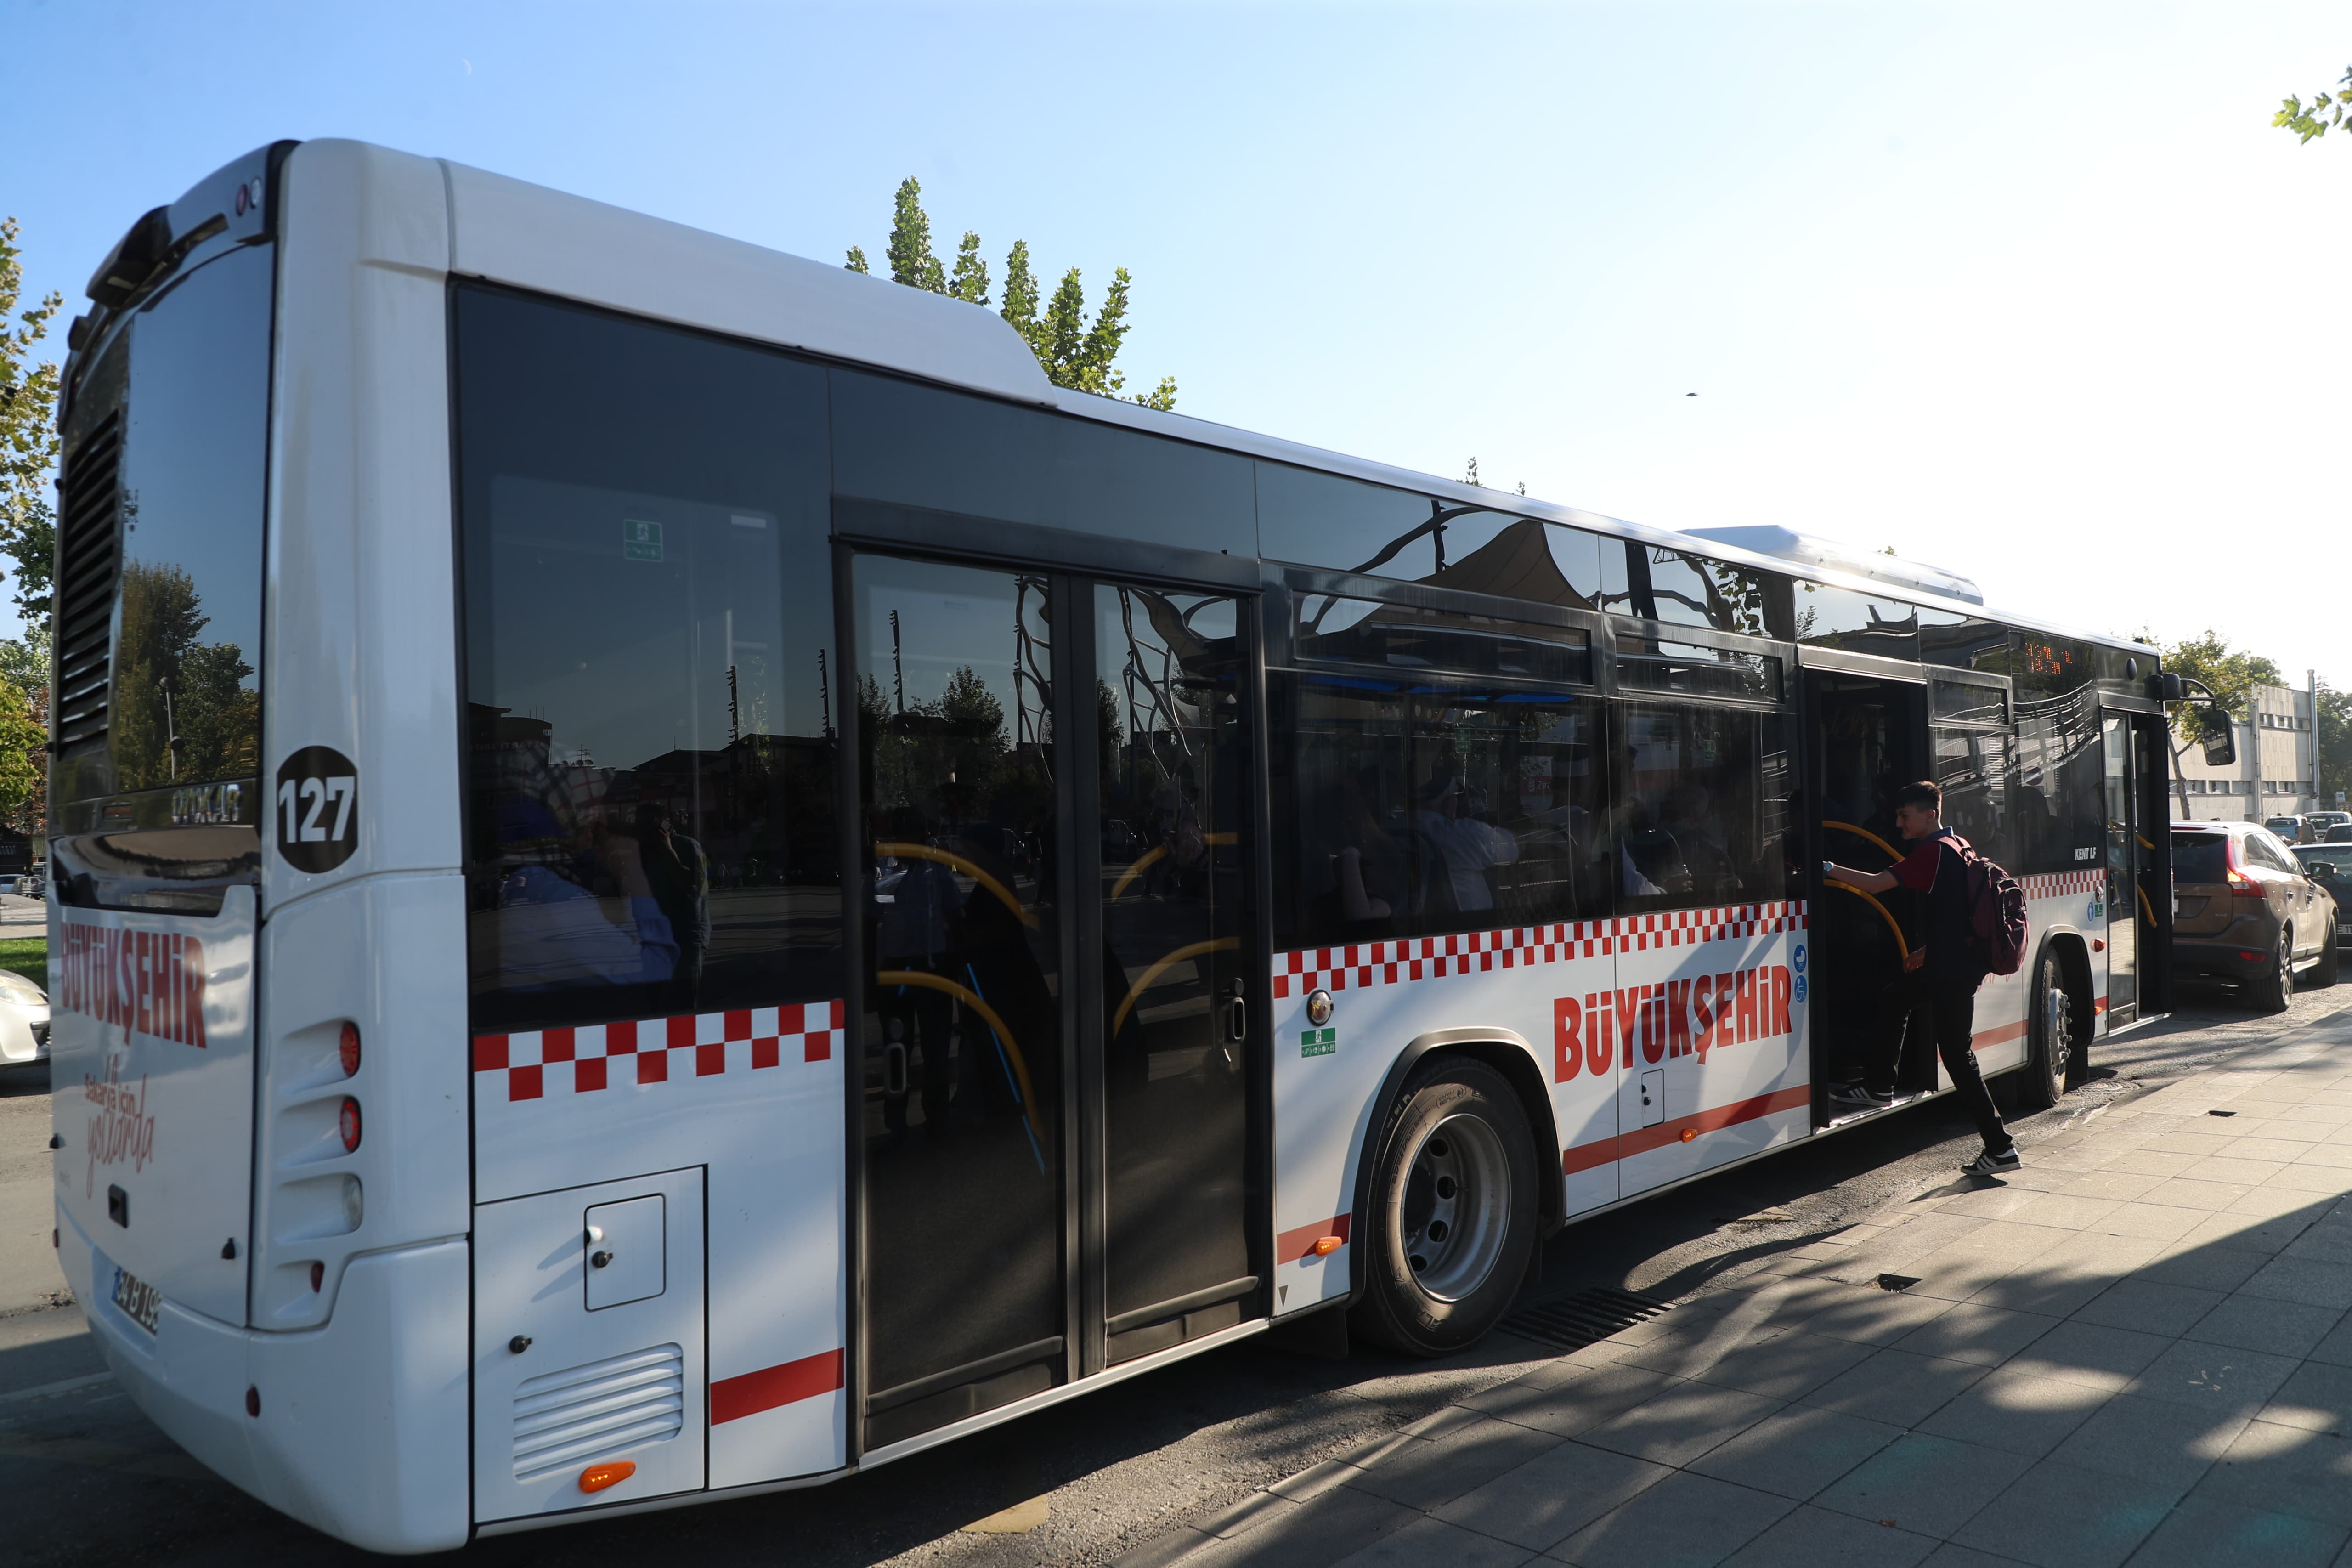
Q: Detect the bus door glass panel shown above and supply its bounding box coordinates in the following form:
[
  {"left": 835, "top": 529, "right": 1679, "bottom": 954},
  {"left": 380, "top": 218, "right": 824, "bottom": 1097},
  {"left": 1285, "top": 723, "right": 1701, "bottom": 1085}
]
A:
[
  {"left": 1806, "top": 674, "right": 1930, "bottom": 1104},
  {"left": 2102, "top": 714, "right": 2138, "bottom": 1021},
  {"left": 1611, "top": 696, "right": 1799, "bottom": 1180},
  {"left": 853, "top": 555, "right": 1065, "bottom": 1446},
  {"left": 1929, "top": 675, "right": 2024, "bottom": 1066},
  {"left": 1091, "top": 585, "right": 1253, "bottom": 1362}
]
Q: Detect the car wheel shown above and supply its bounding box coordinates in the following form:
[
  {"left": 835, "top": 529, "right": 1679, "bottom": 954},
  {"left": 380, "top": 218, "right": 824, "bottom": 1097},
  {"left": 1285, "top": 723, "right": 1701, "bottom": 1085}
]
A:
[
  {"left": 2253, "top": 927, "right": 2294, "bottom": 1013},
  {"left": 2314, "top": 922, "right": 2340, "bottom": 990},
  {"left": 2015, "top": 950, "right": 2072, "bottom": 1112},
  {"left": 1351, "top": 1058, "right": 1538, "bottom": 1357}
]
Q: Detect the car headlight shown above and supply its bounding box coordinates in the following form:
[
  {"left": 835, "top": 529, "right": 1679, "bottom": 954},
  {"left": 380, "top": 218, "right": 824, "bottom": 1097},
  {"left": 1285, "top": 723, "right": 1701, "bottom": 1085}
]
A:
[{"left": 0, "top": 971, "right": 46, "bottom": 1006}]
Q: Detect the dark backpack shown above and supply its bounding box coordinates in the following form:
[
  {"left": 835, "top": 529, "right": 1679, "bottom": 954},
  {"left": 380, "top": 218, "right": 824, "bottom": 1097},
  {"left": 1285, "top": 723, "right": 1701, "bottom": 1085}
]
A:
[{"left": 1951, "top": 838, "right": 2029, "bottom": 976}]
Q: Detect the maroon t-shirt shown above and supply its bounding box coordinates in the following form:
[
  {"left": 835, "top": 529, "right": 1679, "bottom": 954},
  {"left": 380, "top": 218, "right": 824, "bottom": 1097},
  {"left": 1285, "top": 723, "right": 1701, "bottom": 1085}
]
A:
[{"left": 1891, "top": 829, "right": 1983, "bottom": 986}]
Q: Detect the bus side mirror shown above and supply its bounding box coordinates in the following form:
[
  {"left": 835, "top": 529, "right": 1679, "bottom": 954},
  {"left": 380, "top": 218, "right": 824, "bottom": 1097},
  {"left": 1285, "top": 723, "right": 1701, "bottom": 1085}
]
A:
[
  {"left": 2197, "top": 706, "right": 2237, "bottom": 768},
  {"left": 2152, "top": 673, "right": 2183, "bottom": 702}
]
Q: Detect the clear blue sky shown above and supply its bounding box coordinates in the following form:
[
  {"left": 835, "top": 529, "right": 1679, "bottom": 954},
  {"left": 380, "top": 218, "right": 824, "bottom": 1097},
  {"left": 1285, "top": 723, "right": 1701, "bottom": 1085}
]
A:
[{"left": 7, "top": 2, "right": 2348, "bottom": 687}]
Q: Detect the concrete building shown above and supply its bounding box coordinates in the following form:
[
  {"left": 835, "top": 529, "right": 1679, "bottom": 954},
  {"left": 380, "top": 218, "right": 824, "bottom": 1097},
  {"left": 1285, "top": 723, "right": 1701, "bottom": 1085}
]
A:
[{"left": 2169, "top": 678, "right": 2323, "bottom": 824}]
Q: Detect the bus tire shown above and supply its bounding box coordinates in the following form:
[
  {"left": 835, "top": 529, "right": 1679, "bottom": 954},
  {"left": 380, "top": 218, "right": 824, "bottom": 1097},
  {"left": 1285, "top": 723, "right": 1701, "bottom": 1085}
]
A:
[
  {"left": 1351, "top": 1057, "right": 1538, "bottom": 1357},
  {"left": 2253, "top": 928, "right": 2294, "bottom": 1014},
  {"left": 2015, "top": 950, "right": 2074, "bottom": 1113},
  {"left": 2313, "top": 923, "right": 2340, "bottom": 990}
]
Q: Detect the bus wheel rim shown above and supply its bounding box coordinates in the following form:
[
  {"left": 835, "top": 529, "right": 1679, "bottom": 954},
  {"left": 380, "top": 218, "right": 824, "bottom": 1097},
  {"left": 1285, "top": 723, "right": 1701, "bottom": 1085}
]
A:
[{"left": 1399, "top": 1112, "right": 1511, "bottom": 1303}]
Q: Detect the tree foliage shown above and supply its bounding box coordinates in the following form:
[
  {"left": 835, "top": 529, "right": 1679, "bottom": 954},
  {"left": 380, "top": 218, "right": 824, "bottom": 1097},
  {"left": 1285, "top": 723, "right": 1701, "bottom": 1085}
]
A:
[
  {"left": 2156, "top": 630, "right": 2284, "bottom": 734},
  {"left": 0, "top": 216, "right": 62, "bottom": 622},
  {"left": 846, "top": 178, "right": 1178, "bottom": 412},
  {"left": 0, "top": 676, "right": 41, "bottom": 827},
  {"left": 2275, "top": 65, "right": 2352, "bottom": 144},
  {"left": 2320, "top": 685, "right": 2352, "bottom": 810}
]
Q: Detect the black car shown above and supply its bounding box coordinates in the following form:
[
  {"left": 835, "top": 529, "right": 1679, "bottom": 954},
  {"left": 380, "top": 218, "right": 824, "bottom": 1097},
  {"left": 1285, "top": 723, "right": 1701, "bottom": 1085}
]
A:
[{"left": 2292, "top": 843, "right": 2352, "bottom": 946}]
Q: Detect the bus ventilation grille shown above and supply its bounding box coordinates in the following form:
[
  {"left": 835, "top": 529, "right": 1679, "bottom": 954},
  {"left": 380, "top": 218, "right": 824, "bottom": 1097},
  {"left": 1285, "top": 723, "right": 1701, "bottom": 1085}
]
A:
[
  {"left": 1497, "top": 1287, "right": 1672, "bottom": 1354},
  {"left": 511, "top": 1343, "right": 685, "bottom": 1481},
  {"left": 53, "top": 413, "right": 123, "bottom": 752}
]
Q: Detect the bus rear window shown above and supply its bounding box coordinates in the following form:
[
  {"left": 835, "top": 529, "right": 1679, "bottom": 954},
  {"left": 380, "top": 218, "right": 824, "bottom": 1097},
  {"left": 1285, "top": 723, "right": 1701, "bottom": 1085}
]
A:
[{"left": 2172, "top": 832, "right": 2228, "bottom": 884}]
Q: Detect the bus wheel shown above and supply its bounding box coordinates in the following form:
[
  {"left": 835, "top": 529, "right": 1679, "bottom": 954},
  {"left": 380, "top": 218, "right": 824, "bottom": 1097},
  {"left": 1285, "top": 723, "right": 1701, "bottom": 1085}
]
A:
[
  {"left": 1351, "top": 1058, "right": 1537, "bottom": 1356},
  {"left": 2016, "top": 952, "right": 2074, "bottom": 1113}
]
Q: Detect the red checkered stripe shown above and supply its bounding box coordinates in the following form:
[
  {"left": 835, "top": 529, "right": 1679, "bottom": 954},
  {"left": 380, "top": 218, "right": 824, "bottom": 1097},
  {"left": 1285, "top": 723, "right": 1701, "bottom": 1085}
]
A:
[
  {"left": 1273, "top": 903, "right": 1808, "bottom": 1000},
  {"left": 473, "top": 1000, "right": 845, "bottom": 1103},
  {"left": 2022, "top": 870, "right": 2104, "bottom": 899}
]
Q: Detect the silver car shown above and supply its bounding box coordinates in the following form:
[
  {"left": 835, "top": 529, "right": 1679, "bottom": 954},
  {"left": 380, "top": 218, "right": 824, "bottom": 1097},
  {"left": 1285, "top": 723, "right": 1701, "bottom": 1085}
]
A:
[{"left": 0, "top": 968, "right": 49, "bottom": 1071}]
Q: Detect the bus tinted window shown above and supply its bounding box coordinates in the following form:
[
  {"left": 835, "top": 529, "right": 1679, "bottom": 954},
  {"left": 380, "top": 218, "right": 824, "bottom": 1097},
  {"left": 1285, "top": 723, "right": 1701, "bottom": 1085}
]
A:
[
  {"left": 831, "top": 371, "right": 1255, "bottom": 556},
  {"left": 1294, "top": 594, "right": 1590, "bottom": 684},
  {"left": 1271, "top": 672, "right": 1609, "bottom": 947},
  {"left": 1257, "top": 464, "right": 1613, "bottom": 609},
  {"left": 1614, "top": 640, "right": 1781, "bottom": 702},
  {"left": 1612, "top": 703, "right": 1794, "bottom": 913},
  {"left": 1628, "top": 548, "right": 1792, "bottom": 640},
  {"left": 1792, "top": 581, "right": 1920, "bottom": 661},
  {"left": 109, "top": 244, "right": 271, "bottom": 795},
  {"left": 2012, "top": 685, "right": 2106, "bottom": 874},
  {"left": 455, "top": 288, "right": 840, "bottom": 1033}
]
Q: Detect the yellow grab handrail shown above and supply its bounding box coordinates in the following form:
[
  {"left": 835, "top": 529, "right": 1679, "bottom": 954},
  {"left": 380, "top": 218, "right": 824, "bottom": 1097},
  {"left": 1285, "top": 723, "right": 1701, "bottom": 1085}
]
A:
[
  {"left": 1822, "top": 820, "right": 1902, "bottom": 865},
  {"left": 2138, "top": 883, "right": 2157, "bottom": 928},
  {"left": 1108, "top": 832, "right": 1238, "bottom": 902},
  {"left": 876, "top": 841, "right": 1037, "bottom": 929},
  {"left": 1110, "top": 936, "right": 1241, "bottom": 1036},
  {"left": 876, "top": 969, "right": 1044, "bottom": 1147},
  {"left": 1826, "top": 878, "right": 1910, "bottom": 959}
]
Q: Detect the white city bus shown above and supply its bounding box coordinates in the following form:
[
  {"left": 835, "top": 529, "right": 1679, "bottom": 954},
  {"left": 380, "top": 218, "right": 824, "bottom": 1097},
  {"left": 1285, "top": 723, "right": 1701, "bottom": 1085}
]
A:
[{"left": 49, "top": 140, "right": 2192, "bottom": 1552}]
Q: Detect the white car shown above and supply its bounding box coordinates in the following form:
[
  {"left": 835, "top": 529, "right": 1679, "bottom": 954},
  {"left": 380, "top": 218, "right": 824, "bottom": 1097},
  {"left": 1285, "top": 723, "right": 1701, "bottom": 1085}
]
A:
[{"left": 0, "top": 968, "right": 49, "bottom": 1070}]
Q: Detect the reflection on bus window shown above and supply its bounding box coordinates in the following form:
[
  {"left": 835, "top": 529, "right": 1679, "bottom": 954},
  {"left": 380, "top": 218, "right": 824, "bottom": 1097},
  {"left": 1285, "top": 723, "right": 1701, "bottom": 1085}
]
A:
[
  {"left": 1611, "top": 702, "right": 1794, "bottom": 914},
  {"left": 455, "top": 287, "right": 839, "bottom": 1034},
  {"left": 1618, "top": 547, "right": 1792, "bottom": 640}
]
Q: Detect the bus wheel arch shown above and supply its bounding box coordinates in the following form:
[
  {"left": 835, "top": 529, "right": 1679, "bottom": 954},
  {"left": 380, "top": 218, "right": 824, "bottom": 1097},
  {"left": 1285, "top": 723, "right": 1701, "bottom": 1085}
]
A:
[
  {"left": 1345, "top": 1036, "right": 1552, "bottom": 1356},
  {"left": 2018, "top": 934, "right": 2092, "bottom": 1109}
]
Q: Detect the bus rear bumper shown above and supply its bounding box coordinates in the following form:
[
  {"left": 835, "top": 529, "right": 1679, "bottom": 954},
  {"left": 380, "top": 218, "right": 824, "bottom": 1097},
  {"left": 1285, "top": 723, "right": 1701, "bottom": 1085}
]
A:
[{"left": 58, "top": 1205, "right": 470, "bottom": 1554}]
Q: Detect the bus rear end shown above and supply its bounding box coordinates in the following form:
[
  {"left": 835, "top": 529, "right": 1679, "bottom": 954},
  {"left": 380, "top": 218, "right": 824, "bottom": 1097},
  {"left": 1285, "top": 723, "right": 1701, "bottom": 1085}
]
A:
[{"left": 50, "top": 142, "right": 475, "bottom": 1553}]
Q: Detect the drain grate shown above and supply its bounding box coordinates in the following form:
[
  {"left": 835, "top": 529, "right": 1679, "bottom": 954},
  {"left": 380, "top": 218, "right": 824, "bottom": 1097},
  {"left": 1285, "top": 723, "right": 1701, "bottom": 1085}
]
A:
[{"left": 1497, "top": 1286, "right": 1672, "bottom": 1353}]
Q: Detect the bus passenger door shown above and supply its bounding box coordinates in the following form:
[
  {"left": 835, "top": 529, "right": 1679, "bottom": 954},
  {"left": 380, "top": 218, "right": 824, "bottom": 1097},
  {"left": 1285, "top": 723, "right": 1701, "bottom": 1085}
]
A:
[
  {"left": 2102, "top": 714, "right": 2139, "bottom": 1025},
  {"left": 1082, "top": 583, "right": 1258, "bottom": 1370}
]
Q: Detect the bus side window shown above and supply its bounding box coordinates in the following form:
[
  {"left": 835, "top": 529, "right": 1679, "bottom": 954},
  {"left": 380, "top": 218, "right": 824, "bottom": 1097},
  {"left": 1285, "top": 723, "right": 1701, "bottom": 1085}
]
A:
[{"left": 1610, "top": 701, "right": 1792, "bottom": 915}]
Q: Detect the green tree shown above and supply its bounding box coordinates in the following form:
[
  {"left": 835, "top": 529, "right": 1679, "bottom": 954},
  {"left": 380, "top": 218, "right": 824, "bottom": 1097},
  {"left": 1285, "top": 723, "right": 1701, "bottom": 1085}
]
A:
[
  {"left": 0, "top": 676, "right": 42, "bottom": 827},
  {"left": 0, "top": 216, "right": 63, "bottom": 622},
  {"left": 845, "top": 180, "right": 1178, "bottom": 412},
  {"left": 2275, "top": 65, "right": 2352, "bottom": 143},
  {"left": 2158, "top": 630, "right": 2284, "bottom": 729},
  {"left": 112, "top": 559, "right": 258, "bottom": 790},
  {"left": 2319, "top": 685, "right": 2352, "bottom": 810}
]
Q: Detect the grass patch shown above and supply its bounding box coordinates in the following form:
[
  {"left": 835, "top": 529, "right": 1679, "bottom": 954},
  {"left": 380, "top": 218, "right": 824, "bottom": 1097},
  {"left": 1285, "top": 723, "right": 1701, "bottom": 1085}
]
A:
[{"left": 0, "top": 936, "right": 45, "bottom": 992}]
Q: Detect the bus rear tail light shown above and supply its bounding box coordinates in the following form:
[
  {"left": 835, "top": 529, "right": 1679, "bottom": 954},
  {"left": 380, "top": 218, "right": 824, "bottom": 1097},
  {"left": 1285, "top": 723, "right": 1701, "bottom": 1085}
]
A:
[
  {"left": 339, "top": 1098, "right": 362, "bottom": 1153},
  {"left": 339, "top": 1022, "right": 361, "bottom": 1077}
]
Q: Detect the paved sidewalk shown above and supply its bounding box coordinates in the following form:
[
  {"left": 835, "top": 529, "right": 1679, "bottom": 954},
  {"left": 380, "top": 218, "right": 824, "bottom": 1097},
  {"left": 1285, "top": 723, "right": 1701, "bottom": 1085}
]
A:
[{"left": 1123, "top": 1005, "right": 2352, "bottom": 1568}]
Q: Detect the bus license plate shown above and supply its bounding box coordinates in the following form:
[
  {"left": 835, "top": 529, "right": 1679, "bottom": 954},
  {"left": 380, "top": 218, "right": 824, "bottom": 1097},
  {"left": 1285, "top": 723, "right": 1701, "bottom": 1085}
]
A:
[{"left": 111, "top": 1265, "right": 161, "bottom": 1336}]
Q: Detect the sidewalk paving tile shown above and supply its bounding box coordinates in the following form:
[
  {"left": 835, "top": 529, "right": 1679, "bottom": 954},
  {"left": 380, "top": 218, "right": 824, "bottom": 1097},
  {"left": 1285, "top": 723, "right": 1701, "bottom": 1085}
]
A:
[
  {"left": 2049, "top": 1170, "right": 2163, "bottom": 1202},
  {"left": 2256, "top": 1360, "right": 2352, "bottom": 1433},
  {"left": 2124, "top": 1339, "right": 2300, "bottom": 1414},
  {"left": 2243, "top": 1256, "right": 2352, "bottom": 1311},
  {"left": 1576, "top": 1382, "right": 1782, "bottom": 1467},
  {"left": 2269, "top": 1165, "right": 2352, "bottom": 1195},
  {"left": 1429, "top": 1441, "right": 1672, "bottom": 1551},
  {"left": 2101, "top": 1150, "right": 2205, "bottom": 1178},
  {"left": 2282, "top": 1223, "right": 2352, "bottom": 1264},
  {"left": 2186, "top": 1156, "right": 2291, "bottom": 1186},
  {"left": 1481, "top": 1364, "right": 1689, "bottom": 1439},
  {"left": 2229, "top": 1183, "right": 2334, "bottom": 1220},
  {"left": 2176, "top": 1209, "right": 2313, "bottom": 1254},
  {"left": 1688, "top": 1405, "right": 1904, "bottom": 1500},
  {"left": 2006, "top": 1194, "right": 2124, "bottom": 1231},
  {"left": 2136, "top": 1177, "right": 2255, "bottom": 1212},
  {"left": 1325, "top": 1515, "right": 1537, "bottom": 1568},
  {"left": 1796, "top": 1289, "right": 1955, "bottom": 1348},
  {"left": 2186, "top": 1419, "right": 2352, "bottom": 1528},
  {"left": 1937, "top": 1186, "right": 2047, "bottom": 1221},
  {"left": 1687, "top": 1330, "right": 1876, "bottom": 1400},
  {"left": 2083, "top": 1202, "right": 2206, "bottom": 1242},
  {"left": 2045, "top": 1389, "right": 2246, "bottom": 1487},
  {"left": 1344, "top": 1416, "right": 1567, "bottom": 1510},
  {"left": 2004, "top": 1319, "right": 2170, "bottom": 1392},
  {"left": 2292, "top": 1144, "right": 2352, "bottom": 1169},
  {"left": 1717, "top": 1504, "right": 1938, "bottom": 1568},
  {"left": 1899, "top": 1248, "right": 2038, "bottom": 1305},
  {"left": 1181, "top": 1487, "right": 1422, "bottom": 1568},
  {"left": 1269, "top": 1455, "right": 1369, "bottom": 1503},
  {"left": 1800, "top": 1347, "right": 1989, "bottom": 1427},
  {"left": 2136, "top": 1240, "right": 2271, "bottom": 1293},
  {"left": 2185, "top": 1293, "right": 2343, "bottom": 1358},
  {"left": 1917, "top": 1547, "right": 2033, "bottom": 1568},
  {"left": 2115, "top": 1494, "right": 2348, "bottom": 1568},
  {"left": 1928, "top": 1219, "right": 2076, "bottom": 1264},
  {"left": 1204, "top": 1491, "right": 1306, "bottom": 1540},
  {"left": 1915, "top": 1368, "right": 2111, "bottom": 1459},
  {"left": 1950, "top": 1456, "right": 2184, "bottom": 1568},
  {"left": 2309, "top": 1312, "right": 2352, "bottom": 1368},
  {"left": 1813, "top": 1432, "right": 2030, "bottom": 1538},
  {"left": 2069, "top": 1279, "right": 2226, "bottom": 1336},
  {"left": 1891, "top": 1302, "right": 2061, "bottom": 1368},
  {"left": 2231, "top": 1137, "right": 2327, "bottom": 1162},
  {"left": 1542, "top": 1470, "right": 1791, "bottom": 1568}
]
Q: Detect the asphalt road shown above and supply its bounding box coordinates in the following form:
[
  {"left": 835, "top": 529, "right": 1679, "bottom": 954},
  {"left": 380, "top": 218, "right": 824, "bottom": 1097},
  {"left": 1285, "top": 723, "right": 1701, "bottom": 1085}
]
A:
[{"left": 3, "top": 979, "right": 2347, "bottom": 1568}]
